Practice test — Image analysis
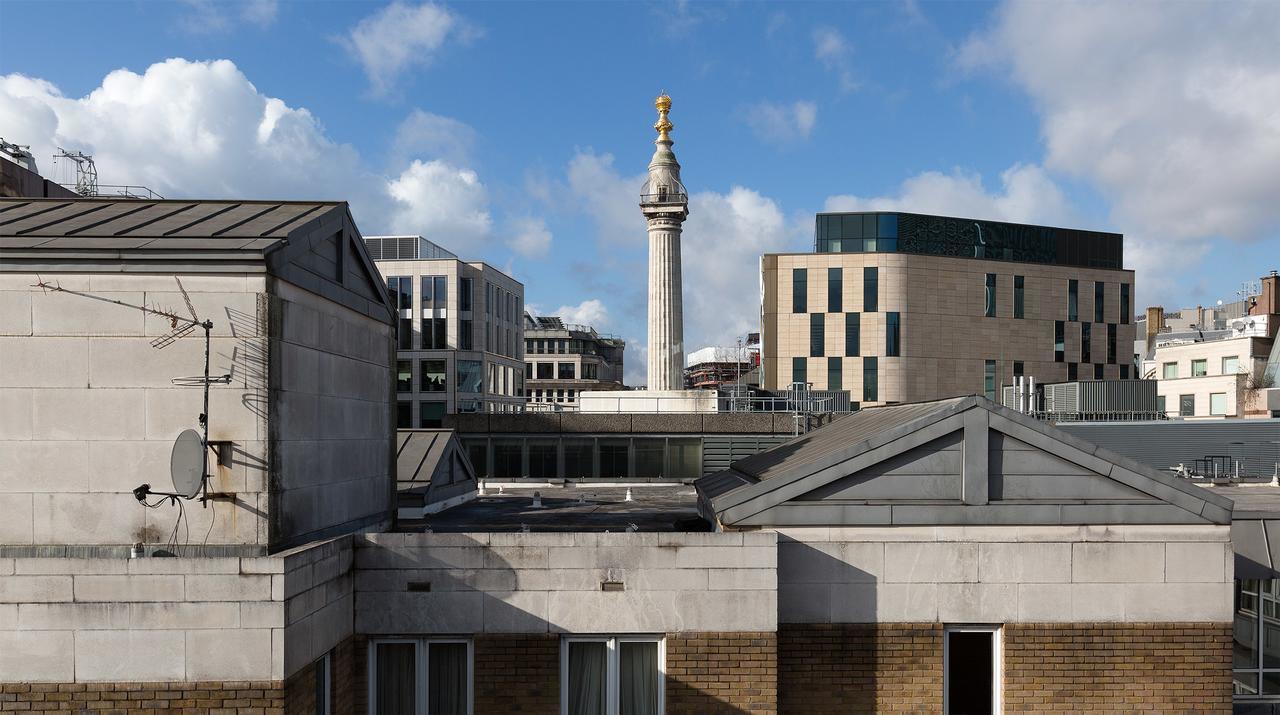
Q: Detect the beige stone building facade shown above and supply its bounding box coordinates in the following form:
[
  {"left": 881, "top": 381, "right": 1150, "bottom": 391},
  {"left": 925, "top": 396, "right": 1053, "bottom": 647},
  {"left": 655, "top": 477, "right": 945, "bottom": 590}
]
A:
[{"left": 761, "top": 212, "right": 1137, "bottom": 406}]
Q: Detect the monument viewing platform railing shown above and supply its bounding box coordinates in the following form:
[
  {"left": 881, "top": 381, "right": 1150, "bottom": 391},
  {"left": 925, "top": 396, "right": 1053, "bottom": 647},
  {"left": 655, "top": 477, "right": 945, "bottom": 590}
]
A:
[{"left": 640, "top": 192, "right": 688, "bottom": 204}]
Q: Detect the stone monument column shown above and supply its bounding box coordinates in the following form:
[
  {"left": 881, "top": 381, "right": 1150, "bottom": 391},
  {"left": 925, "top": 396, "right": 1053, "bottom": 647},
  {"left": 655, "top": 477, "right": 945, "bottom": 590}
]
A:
[{"left": 641, "top": 94, "right": 689, "bottom": 391}]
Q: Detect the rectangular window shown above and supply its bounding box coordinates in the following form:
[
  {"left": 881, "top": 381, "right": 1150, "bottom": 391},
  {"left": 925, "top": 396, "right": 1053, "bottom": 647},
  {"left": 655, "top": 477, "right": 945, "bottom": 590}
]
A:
[
  {"left": 827, "top": 267, "right": 842, "bottom": 313},
  {"left": 456, "top": 360, "right": 482, "bottom": 394},
  {"left": 1210, "top": 392, "right": 1227, "bottom": 416},
  {"left": 562, "top": 637, "right": 663, "bottom": 715},
  {"left": 844, "top": 313, "right": 860, "bottom": 357},
  {"left": 1094, "top": 281, "right": 1105, "bottom": 323},
  {"left": 418, "top": 402, "right": 445, "bottom": 429},
  {"left": 1014, "top": 275, "right": 1025, "bottom": 319},
  {"left": 1120, "top": 283, "right": 1130, "bottom": 325},
  {"left": 1106, "top": 323, "right": 1116, "bottom": 364},
  {"left": 1094, "top": 363, "right": 1105, "bottom": 380},
  {"left": 1013, "top": 361, "right": 1024, "bottom": 377},
  {"left": 459, "top": 320, "right": 473, "bottom": 351},
  {"left": 863, "top": 267, "right": 879, "bottom": 312},
  {"left": 1068, "top": 362, "right": 1078, "bottom": 381},
  {"left": 584, "top": 363, "right": 599, "bottom": 380},
  {"left": 389, "top": 276, "right": 414, "bottom": 350},
  {"left": 1156, "top": 394, "right": 1166, "bottom": 415},
  {"left": 792, "top": 357, "right": 807, "bottom": 387},
  {"left": 863, "top": 356, "right": 878, "bottom": 402},
  {"left": 984, "top": 273, "right": 996, "bottom": 318},
  {"left": 944, "top": 626, "right": 1001, "bottom": 715},
  {"left": 1163, "top": 362, "right": 1178, "bottom": 379},
  {"left": 1223, "top": 356, "right": 1241, "bottom": 374},
  {"left": 459, "top": 277, "right": 472, "bottom": 312},
  {"left": 827, "top": 357, "right": 842, "bottom": 392},
  {"left": 396, "top": 401, "right": 412, "bottom": 429},
  {"left": 1179, "top": 394, "right": 1195, "bottom": 416},
  {"left": 537, "top": 363, "right": 553, "bottom": 380},
  {"left": 886, "top": 312, "right": 900, "bottom": 357},
  {"left": 810, "top": 313, "right": 824, "bottom": 357},
  {"left": 984, "top": 359, "right": 997, "bottom": 401},
  {"left": 314, "top": 652, "right": 330, "bottom": 715},
  {"left": 666, "top": 438, "right": 701, "bottom": 479},
  {"left": 558, "top": 362, "right": 575, "bottom": 380},
  {"left": 1054, "top": 321, "right": 1065, "bottom": 363},
  {"left": 1119, "top": 364, "right": 1129, "bottom": 380},
  {"left": 1192, "top": 359, "right": 1207, "bottom": 377},
  {"left": 421, "top": 360, "right": 446, "bottom": 393},
  {"left": 792, "top": 268, "right": 807, "bottom": 313},
  {"left": 1068, "top": 279, "right": 1078, "bottom": 321},
  {"left": 370, "top": 639, "right": 471, "bottom": 715},
  {"left": 1081, "top": 323, "right": 1092, "bottom": 364},
  {"left": 396, "top": 360, "right": 413, "bottom": 393}
]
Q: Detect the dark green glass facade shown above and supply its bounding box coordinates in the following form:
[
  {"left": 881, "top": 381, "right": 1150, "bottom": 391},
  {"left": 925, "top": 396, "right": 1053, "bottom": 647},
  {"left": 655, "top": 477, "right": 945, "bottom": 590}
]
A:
[{"left": 814, "top": 212, "right": 1122, "bottom": 270}]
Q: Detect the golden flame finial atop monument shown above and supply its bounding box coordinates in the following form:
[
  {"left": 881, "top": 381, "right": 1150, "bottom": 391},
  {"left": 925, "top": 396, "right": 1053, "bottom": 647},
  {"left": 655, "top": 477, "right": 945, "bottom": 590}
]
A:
[{"left": 654, "top": 93, "right": 673, "bottom": 141}]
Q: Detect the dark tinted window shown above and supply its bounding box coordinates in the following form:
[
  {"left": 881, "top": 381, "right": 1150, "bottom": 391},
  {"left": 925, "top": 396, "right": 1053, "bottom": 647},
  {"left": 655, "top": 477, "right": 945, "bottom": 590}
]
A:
[
  {"left": 792, "top": 357, "right": 807, "bottom": 387},
  {"left": 886, "top": 312, "right": 900, "bottom": 357},
  {"left": 863, "top": 267, "right": 878, "bottom": 312},
  {"left": 844, "top": 313, "right": 860, "bottom": 357},
  {"left": 827, "top": 268, "right": 842, "bottom": 313},
  {"left": 863, "top": 356, "right": 878, "bottom": 402},
  {"left": 792, "top": 269, "right": 807, "bottom": 313},
  {"left": 810, "top": 313, "right": 825, "bottom": 357}
]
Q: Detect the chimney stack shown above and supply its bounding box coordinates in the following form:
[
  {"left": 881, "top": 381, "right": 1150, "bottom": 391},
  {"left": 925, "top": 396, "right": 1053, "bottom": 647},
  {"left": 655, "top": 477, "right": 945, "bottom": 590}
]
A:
[{"left": 1145, "top": 306, "right": 1164, "bottom": 348}]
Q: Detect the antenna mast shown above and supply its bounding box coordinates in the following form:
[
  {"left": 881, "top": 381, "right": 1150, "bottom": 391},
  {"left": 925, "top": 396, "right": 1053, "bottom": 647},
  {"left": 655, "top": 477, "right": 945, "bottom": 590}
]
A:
[{"left": 53, "top": 148, "right": 99, "bottom": 197}]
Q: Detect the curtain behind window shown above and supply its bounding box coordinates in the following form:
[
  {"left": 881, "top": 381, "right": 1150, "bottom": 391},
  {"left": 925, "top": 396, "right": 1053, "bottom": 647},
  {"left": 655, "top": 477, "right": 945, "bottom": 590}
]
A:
[
  {"left": 376, "top": 643, "right": 416, "bottom": 715},
  {"left": 619, "top": 642, "right": 658, "bottom": 715},
  {"left": 567, "top": 642, "right": 607, "bottom": 715},
  {"left": 428, "top": 643, "right": 467, "bottom": 715}
]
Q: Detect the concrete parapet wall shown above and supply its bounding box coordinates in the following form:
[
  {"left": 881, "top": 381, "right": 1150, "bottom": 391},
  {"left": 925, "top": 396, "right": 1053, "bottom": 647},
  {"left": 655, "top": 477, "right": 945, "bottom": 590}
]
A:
[
  {"left": 774, "top": 524, "right": 1233, "bottom": 624},
  {"left": 446, "top": 411, "right": 804, "bottom": 435},
  {"left": 354, "top": 531, "right": 777, "bottom": 635}
]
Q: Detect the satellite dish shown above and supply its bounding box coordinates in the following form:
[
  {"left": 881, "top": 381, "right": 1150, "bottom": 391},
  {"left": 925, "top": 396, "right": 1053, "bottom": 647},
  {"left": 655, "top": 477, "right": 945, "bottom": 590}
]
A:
[{"left": 170, "top": 429, "right": 206, "bottom": 499}]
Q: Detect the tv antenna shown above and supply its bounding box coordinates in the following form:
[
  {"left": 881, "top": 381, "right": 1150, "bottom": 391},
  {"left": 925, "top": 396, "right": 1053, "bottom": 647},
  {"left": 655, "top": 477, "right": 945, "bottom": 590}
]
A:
[
  {"left": 53, "top": 147, "right": 98, "bottom": 197},
  {"left": 31, "top": 276, "right": 231, "bottom": 504}
]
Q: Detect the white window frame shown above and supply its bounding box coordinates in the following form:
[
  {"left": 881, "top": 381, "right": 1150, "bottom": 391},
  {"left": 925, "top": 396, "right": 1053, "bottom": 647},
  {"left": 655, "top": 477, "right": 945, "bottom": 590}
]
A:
[
  {"left": 1210, "top": 392, "right": 1228, "bottom": 416},
  {"left": 367, "top": 637, "right": 474, "bottom": 715},
  {"left": 560, "top": 635, "right": 665, "bottom": 715},
  {"left": 943, "top": 624, "right": 1002, "bottom": 715},
  {"left": 1223, "top": 355, "right": 1241, "bottom": 374},
  {"left": 1162, "top": 362, "right": 1178, "bottom": 379}
]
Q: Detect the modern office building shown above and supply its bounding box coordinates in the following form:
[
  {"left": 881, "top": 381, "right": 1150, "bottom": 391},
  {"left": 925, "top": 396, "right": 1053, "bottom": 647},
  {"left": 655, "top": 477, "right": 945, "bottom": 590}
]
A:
[
  {"left": 761, "top": 211, "right": 1138, "bottom": 407},
  {"left": 366, "top": 235, "right": 525, "bottom": 424},
  {"left": 522, "top": 313, "right": 625, "bottom": 409}
]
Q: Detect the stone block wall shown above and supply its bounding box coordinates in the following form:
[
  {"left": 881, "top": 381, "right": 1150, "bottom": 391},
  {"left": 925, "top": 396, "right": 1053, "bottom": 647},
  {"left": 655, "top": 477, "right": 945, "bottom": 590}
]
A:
[
  {"left": 1003, "top": 622, "right": 1232, "bottom": 711},
  {"left": 778, "top": 623, "right": 942, "bottom": 713},
  {"left": 666, "top": 632, "right": 777, "bottom": 714}
]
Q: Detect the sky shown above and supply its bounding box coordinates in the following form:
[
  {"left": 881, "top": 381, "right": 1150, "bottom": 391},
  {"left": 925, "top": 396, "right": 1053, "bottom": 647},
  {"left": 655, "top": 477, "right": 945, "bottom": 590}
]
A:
[{"left": 3, "top": 0, "right": 1279, "bottom": 385}]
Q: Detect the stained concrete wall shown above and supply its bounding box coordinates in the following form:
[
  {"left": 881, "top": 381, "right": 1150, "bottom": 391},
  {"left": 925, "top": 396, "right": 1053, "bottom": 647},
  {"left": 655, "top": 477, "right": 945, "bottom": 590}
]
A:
[
  {"left": 0, "top": 272, "right": 271, "bottom": 548},
  {"left": 775, "top": 524, "right": 1233, "bottom": 624},
  {"left": 354, "top": 532, "right": 777, "bottom": 635},
  {"left": 0, "top": 537, "right": 351, "bottom": 683}
]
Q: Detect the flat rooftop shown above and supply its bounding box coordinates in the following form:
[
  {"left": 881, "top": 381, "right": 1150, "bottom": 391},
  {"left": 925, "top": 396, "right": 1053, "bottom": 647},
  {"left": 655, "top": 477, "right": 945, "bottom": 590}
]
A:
[{"left": 406, "top": 485, "right": 705, "bottom": 533}]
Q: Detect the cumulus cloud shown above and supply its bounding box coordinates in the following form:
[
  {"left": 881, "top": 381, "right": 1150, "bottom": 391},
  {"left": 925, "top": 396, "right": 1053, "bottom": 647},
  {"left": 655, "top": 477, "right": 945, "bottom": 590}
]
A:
[
  {"left": 959, "top": 0, "right": 1280, "bottom": 302},
  {"left": 506, "top": 217, "right": 553, "bottom": 259},
  {"left": 0, "top": 58, "right": 502, "bottom": 255},
  {"left": 745, "top": 101, "right": 818, "bottom": 142},
  {"left": 551, "top": 299, "right": 610, "bottom": 328},
  {"left": 813, "top": 27, "right": 857, "bottom": 91},
  {"left": 342, "top": 2, "right": 478, "bottom": 95}
]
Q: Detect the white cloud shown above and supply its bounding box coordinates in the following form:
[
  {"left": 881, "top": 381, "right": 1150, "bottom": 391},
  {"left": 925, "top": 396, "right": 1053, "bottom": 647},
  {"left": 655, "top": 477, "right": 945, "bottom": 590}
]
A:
[
  {"left": 813, "top": 27, "right": 857, "bottom": 91},
  {"left": 566, "top": 151, "right": 647, "bottom": 245},
  {"left": 342, "top": 2, "right": 477, "bottom": 95},
  {"left": 549, "top": 299, "right": 609, "bottom": 328},
  {"left": 392, "top": 109, "right": 476, "bottom": 166},
  {"left": 178, "top": 0, "right": 277, "bottom": 32},
  {"left": 507, "top": 217, "right": 553, "bottom": 259},
  {"left": 824, "top": 164, "right": 1074, "bottom": 226},
  {"left": 0, "top": 58, "right": 500, "bottom": 255},
  {"left": 745, "top": 101, "right": 817, "bottom": 142},
  {"left": 960, "top": 1, "right": 1280, "bottom": 303}
]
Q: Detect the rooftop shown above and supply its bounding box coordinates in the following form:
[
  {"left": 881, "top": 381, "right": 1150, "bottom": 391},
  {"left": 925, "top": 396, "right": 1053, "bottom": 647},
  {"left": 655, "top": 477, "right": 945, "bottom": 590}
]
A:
[{"left": 406, "top": 485, "right": 704, "bottom": 532}]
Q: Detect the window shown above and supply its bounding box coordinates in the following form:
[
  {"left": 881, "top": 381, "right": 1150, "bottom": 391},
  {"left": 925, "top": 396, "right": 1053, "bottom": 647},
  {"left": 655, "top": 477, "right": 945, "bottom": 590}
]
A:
[
  {"left": 459, "top": 320, "right": 473, "bottom": 351},
  {"left": 1081, "top": 323, "right": 1092, "bottom": 363},
  {"left": 1067, "top": 279, "right": 1078, "bottom": 321},
  {"left": 827, "top": 267, "right": 842, "bottom": 313},
  {"left": 1068, "top": 363, "right": 1078, "bottom": 381},
  {"left": 397, "top": 402, "right": 411, "bottom": 429},
  {"left": 1156, "top": 394, "right": 1166, "bottom": 415},
  {"left": 792, "top": 268, "right": 807, "bottom": 313},
  {"left": 792, "top": 357, "right": 807, "bottom": 387},
  {"left": 369, "top": 639, "right": 471, "bottom": 715},
  {"left": 1232, "top": 579, "right": 1280, "bottom": 698},
  {"left": 528, "top": 440, "right": 558, "bottom": 479},
  {"left": 984, "top": 273, "right": 996, "bottom": 317},
  {"left": 1120, "top": 283, "right": 1130, "bottom": 324},
  {"left": 1054, "top": 321, "right": 1065, "bottom": 362},
  {"left": 397, "top": 360, "right": 413, "bottom": 393},
  {"left": 863, "top": 267, "right": 879, "bottom": 312},
  {"left": 1192, "top": 359, "right": 1208, "bottom": 377},
  {"left": 1106, "top": 323, "right": 1117, "bottom": 365},
  {"left": 1094, "top": 363, "right": 1105, "bottom": 380},
  {"left": 1163, "top": 362, "right": 1178, "bottom": 379},
  {"left": 984, "top": 360, "right": 997, "bottom": 401},
  {"left": 1224, "top": 356, "right": 1241, "bottom": 374},
  {"left": 558, "top": 363, "right": 575, "bottom": 380},
  {"left": 863, "top": 356, "right": 878, "bottom": 402},
  {"left": 810, "top": 313, "right": 824, "bottom": 357},
  {"left": 419, "top": 402, "right": 445, "bottom": 429},
  {"left": 1179, "top": 394, "right": 1195, "bottom": 416},
  {"left": 666, "top": 438, "right": 701, "bottom": 479},
  {"left": 1014, "top": 275, "right": 1025, "bottom": 319},
  {"left": 844, "top": 313, "right": 860, "bottom": 357},
  {"left": 456, "top": 360, "right": 482, "bottom": 394},
  {"left": 827, "top": 357, "right": 842, "bottom": 391},
  {"left": 1210, "top": 392, "right": 1228, "bottom": 416},
  {"left": 584, "top": 363, "right": 599, "bottom": 380},
  {"left": 886, "top": 312, "right": 900, "bottom": 357},
  {"left": 1013, "top": 361, "right": 1024, "bottom": 377},
  {"left": 1119, "top": 364, "right": 1129, "bottom": 380},
  {"left": 562, "top": 637, "right": 662, "bottom": 715},
  {"left": 459, "top": 277, "right": 472, "bottom": 312},
  {"left": 537, "top": 363, "right": 553, "bottom": 380},
  {"left": 1094, "top": 281, "right": 1105, "bottom": 323},
  {"left": 314, "top": 652, "right": 330, "bottom": 715},
  {"left": 944, "top": 626, "right": 1001, "bottom": 714},
  {"left": 389, "top": 276, "right": 414, "bottom": 350}
]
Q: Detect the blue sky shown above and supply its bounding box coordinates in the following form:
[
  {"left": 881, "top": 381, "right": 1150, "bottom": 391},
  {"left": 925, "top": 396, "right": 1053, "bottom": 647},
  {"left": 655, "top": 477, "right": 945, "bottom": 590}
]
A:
[{"left": 3, "top": 1, "right": 1278, "bottom": 383}]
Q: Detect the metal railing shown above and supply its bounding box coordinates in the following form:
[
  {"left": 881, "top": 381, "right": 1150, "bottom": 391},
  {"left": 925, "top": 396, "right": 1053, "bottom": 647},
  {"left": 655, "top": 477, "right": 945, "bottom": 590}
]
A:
[{"left": 640, "top": 192, "right": 688, "bottom": 204}]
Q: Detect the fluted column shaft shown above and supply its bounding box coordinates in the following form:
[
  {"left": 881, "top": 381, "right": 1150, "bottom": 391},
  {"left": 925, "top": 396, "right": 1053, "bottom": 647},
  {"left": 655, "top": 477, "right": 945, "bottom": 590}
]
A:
[{"left": 646, "top": 217, "right": 684, "bottom": 390}]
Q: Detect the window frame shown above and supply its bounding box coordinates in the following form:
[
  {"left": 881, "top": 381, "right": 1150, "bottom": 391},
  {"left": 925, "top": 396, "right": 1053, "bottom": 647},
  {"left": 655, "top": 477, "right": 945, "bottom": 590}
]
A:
[
  {"left": 1224, "top": 355, "right": 1241, "bottom": 374},
  {"left": 559, "top": 635, "right": 665, "bottom": 715},
  {"left": 1163, "top": 362, "right": 1178, "bottom": 379},
  {"left": 1210, "top": 392, "right": 1228, "bottom": 416},
  {"left": 367, "top": 637, "right": 474, "bottom": 715},
  {"left": 942, "top": 624, "right": 1002, "bottom": 715},
  {"left": 1192, "top": 358, "right": 1208, "bottom": 377}
]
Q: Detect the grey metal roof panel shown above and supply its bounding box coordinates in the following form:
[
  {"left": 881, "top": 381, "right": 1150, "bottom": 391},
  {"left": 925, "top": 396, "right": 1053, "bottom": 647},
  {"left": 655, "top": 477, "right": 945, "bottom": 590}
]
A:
[
  {"left": 172, "top": 203, "right": 278, "bottom": 237},
  {"left": 4, "top": 202, "right": 111, "bottom": 235},
  {"left": 0, "top": 201, "right": 77, "bottom": 230},
  {"left": 238, "top": 204, "right": 325, "bottom": 237},
  {"left": 0, "top": 236, "right": 51, "bottom": 248},
  {"left": 134, "top": 237, "right": 262, "bottom": 250},
  {"left": 0, "top": 198, "right": 342, "bottom": 242},
  {"left": 28, "top": 237, "right": 154, "bottom": 250},
  {"left": 31, "top": 202, "right": 159, "bottom": 236}
]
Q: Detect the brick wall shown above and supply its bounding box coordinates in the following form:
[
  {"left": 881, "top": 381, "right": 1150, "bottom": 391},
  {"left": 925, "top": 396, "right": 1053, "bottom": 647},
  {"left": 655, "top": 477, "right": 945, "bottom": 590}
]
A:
[
  {"left": 1004, "top": 623, "right": 1232, "bottom": 712},
  {"left": 778, "top": 623, "right": 943, "bottom": 713},
  {"left": 473, "top": 634, "right": 560, "bottom": 714},
  {"left": 666, "top": 632, "right": 777, "bottom": 714},
  {"left": 0, "top": 681, "right": 285, "bottom": 712}
]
